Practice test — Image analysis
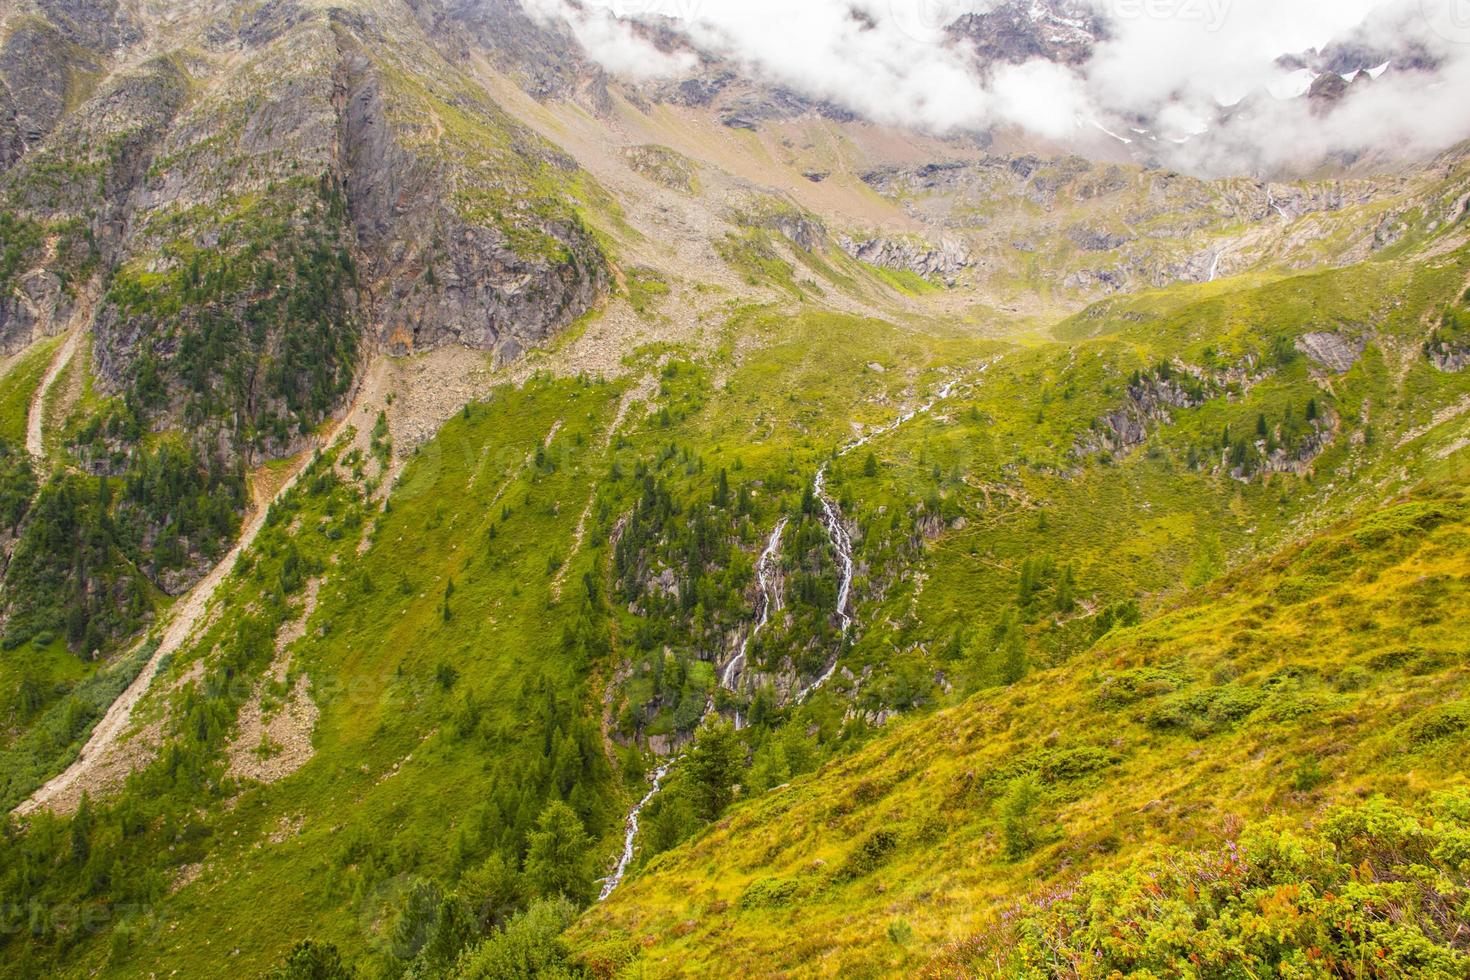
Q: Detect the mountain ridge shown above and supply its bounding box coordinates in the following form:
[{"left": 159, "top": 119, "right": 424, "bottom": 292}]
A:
[{"left": 0, "top": 2, "right": 1467, "bottom": 978}]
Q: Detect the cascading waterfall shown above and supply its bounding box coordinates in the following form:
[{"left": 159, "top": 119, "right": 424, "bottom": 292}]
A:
[
  {"left": 597, "top": 759, "right": 674, "bottom": 901},
  {"left": 813, "top": 465, "right": 854, "bottom": 635},
  {"left": 600, "top": 521, "right": 787, "bottom": 902},
  {"left": 599, "top": 368, "right": 988, "bottom": 900},
  {"left": 721, "top": 518, "right": 788, "bottom": 691},
  {"left": 795, "top": 376, "right": 970, "bottom": 703},
  {"left": 1267, "top": 188, "right": 1290, "bottom": 221}
]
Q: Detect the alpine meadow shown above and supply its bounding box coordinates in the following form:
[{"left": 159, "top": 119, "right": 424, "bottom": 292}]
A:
[{"left": 3, "top": 1, "right": 1470, "bottom": 977}]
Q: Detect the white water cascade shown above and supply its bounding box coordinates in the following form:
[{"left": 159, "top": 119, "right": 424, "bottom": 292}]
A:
[
  {"left": 1267, "top": 188, "right": 1290, "bottom": 221},
  {"left": 597, "top": 759, "right": 674, "bottom": 901},
  {"left": 813, "top": 464, "right": 855, "bottom": 636},
  {"left": 720, "top": 518, "right": 788, "bottom": 691},
  {"left": 795, "top": 375, "right": 972, "bottom": 703},
  {"left": 599, "top": 519, "right": 788, "bottom": 902},
  {"left": 598, "top": 368, "right": 988, "bottom": 900}
]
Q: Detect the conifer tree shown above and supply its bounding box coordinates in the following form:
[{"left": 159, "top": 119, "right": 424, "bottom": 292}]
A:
[{"left": 523, "top": 800, "right": 594, "bottom": 904}]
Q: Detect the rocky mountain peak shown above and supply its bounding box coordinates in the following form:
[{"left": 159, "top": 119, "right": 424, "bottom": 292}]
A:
[{"left": 947, "top": 0, "right": 1102, "bottom": 67}]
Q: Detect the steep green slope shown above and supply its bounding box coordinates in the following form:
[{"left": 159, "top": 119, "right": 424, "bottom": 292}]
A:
[
  {"left": 0, "top": 230, "right": 1463, "bottom": 976},
  {"left": 0, "top": 375, "right": 632, "bottom": 977},
  {"left": 572, "top": 475, "right": 1470, "bottom": 976}
]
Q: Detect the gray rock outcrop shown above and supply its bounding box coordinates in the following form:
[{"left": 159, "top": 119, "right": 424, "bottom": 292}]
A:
[
  {"left": 1296, "top": 332, "right": 1366, "bottom": 374},
  {"left": 1077, "top": 371, "right": 1212, "bottom": 456},
  {"left": 4, "top": 0, "right": 608, "bottom": 459},
  {"left": 839, "top": 235, "right": 972, "bottom": 284}
]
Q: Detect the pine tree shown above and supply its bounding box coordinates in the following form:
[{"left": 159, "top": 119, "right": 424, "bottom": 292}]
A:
[
  {"left": 687, "top": 720, "right": 744, "bottom": 821},
  {"left": 1000, "top": 775, "right": 1042, "bottom": 860},
  {"left": 459, "top": 851, "right": 525, "bottom": 932},
  {"left": 413, "top": 894, "right": 473, "bottom": 976},
  {"left": 389, "top": 879, "right": 443, "bottom": 962},
  {"left": 264, "top": 940, "right": 355, "bottom": 980},
  {"left": 70, "top": 792, "right": 93, "bottom": 865},
  {"left": 999, "top": 620, "right": 1027, "bottom": 684},
  {"left": 523, "top": 800, "right": 594, "bottom": 904},
  {"left": 1054, "top": 565, "right": 1076, "bottom": 614},
  {"left": 713, "top": 468, "right": 729, "bottom": 508},
  {"left": 979, "top": 607, "right": 1029, "bottom": 685},
  {"left": 1017, "top": 558, "right": 1037, "bottom": 607}
]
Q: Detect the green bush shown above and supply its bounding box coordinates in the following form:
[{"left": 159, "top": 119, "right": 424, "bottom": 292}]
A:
[
  {"left": 1000, "top": 775, "right": 1044, "bottom": 861},
  {"left": 838, "top": 829, "right": 900, "bottom": 880},
  {"left": 1146, "top": 684, "right": 1266, "bottom": 738},
  {"left": 1406, "top": 701, "right": 1470, "bottom": 746},
  {"left": 450, "top": 898, "right": 578, "bottom": 980},
  {"left": 968, "top": 793, "right": 1470, "bottom": 978},
  {"left": 739, "top": 876, "right": 802, "bottom": 910},
  {"left": 264, "top": 939, "right": 355, "bottom": 979},
  {"left": 1091, "top": 667, "right": 1181, "bottom": 708}
]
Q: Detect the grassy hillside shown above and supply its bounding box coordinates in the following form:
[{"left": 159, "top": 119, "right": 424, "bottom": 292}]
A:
[
  {"left": 0, "top": 337, "right": 61, "bottom": 448},
  {"left": 4, "top": 3, "right": 1470, "bottom": 976},
  {"left": 0, "top": 229, "right": 1466, "bottom": 977},
  {"left": 573, "top": 475, "right": 1470, "bottom": 976}
]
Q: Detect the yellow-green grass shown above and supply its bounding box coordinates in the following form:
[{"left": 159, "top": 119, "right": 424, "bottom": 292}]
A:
[
  {"left": 0, "top": 336, "right": 63, "bottom": 448},
  {"left": 572, "top": 476, "right": 1470, "bottom": 977}
]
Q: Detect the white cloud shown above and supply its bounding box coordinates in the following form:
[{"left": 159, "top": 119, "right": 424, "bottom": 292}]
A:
[
  {"left": 519, "top": 0, "right": 698, "bottom": 80},
  {"left": 989, "top": 59, "right": 1089, "bottom": 140},
  {"left": 1084, "top": 0, "right": 1385, "bottom": 110},
  {"left": 522, "top": 0, "right": 1017, "bottom": 130},
  {"left": 518, "top": 0, "right": 1470, "bottom": 175}
]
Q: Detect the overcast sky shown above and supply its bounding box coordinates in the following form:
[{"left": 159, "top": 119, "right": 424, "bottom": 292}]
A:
[{"left": 519, "top": 0, "right": 1470, "bottom": 174}]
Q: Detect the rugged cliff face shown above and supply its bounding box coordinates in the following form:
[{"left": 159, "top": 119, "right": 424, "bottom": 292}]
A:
[
  {"left": 336, "top": 21, "right": 606, "bottom": 361},
  {"left": 0, "top": 0, "right": 139, "bottom": 168},
  {"left": 947, "top": 0, "right": 1102, "bottom": 67},
  {"left": 0, "top": 0, "right": 609, "bottom": 458},
  {"left": 0, "top": 0, "right": 610, "bottom": 649},
  {"left": 407, "top": 0, "right": 605, "bottom": 104},
  {"left": 838, "top": 235, "right": 973, "bottom": 284}
]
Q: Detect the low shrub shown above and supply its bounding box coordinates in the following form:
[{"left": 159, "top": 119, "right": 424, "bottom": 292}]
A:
[{"left": 954, "top": 792, "right": 1470, "bottom": 978}]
